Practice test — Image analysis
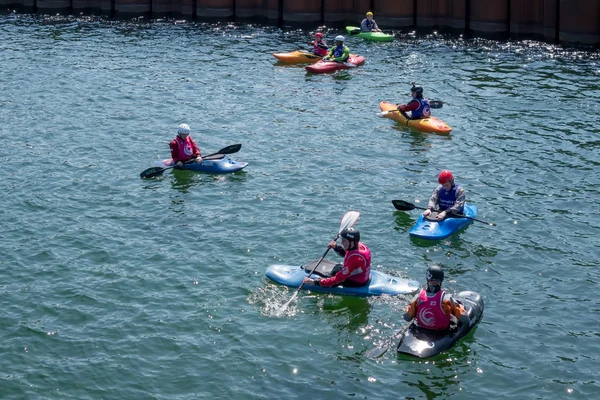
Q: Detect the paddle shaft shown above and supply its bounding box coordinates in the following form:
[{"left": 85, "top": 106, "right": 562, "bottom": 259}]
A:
[
  {"left": 392, "top": 200, "right": 495, "bottom": 226},
  {"left": 365, "top": 324, "right": 410, "bottom": 359}
]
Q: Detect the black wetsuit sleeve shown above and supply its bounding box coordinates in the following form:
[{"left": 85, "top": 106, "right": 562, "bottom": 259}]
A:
[{"left": 333, "top": 245, "right": 345, "bottom": 257}]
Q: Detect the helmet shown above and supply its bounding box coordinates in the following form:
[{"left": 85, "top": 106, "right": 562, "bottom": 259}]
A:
[
  {"left": 366, "top": 11, "right": 373, "bottom": 16},
  {"left": 438, "top": 170, "right": 454, "bottom": 184},
  {"left": 426, "top": 266, "right": 444, "bottom": 283},
  {"left": 335, "top": 35, "right": 345, "bottom": 42},
  {"left": 340, "top": 227, "right": 360, "bottom": 242},
  {"left": 177, "top": 124, "right": 191, "bottom": 135},
  {"left": 410, "top": 84, "right": 424, "bottom": 96},
  {"left": 315, "top": 32, "right": 323, "bottom": 38}
]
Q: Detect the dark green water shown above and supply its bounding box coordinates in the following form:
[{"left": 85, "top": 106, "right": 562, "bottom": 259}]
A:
[{"left": 1, "top": 14, "right": 599, "bottom": 399}]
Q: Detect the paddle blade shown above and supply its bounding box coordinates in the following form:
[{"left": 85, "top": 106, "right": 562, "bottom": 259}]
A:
[
  {"left": 376, "top": 111, "right": 391, "bottom": 117},
  {"left": 392, "top": 200, "right": 416, "bottom": 211},
  {"left": 350, "top": 29, "right": 361, "bottom": 35},
  {"left": 429, "top": 100, "right": 443, "bottom": 109},
  {"left": 140, "top": 167, "right": 167, "bottom": 179},
  {"left": 365, "top": 345, "right": 390, "bottom": 359},
  {"left": 339, "top": 211, "right": 360, "bottom": 234},
  {"left": 219, "top": 143, "right": 242, "bottom": 155}
]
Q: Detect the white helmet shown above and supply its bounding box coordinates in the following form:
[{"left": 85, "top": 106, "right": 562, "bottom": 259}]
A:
[
  {"left": 177, "top": 123, "right": 190, "bottom": 135},
  {"left": 335, "top": 35, "right": 345, "bottom": 42}
]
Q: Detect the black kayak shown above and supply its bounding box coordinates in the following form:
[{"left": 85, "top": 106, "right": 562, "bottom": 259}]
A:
[{"left": 396, "top": 291, "right": 484, "bottom": 358}]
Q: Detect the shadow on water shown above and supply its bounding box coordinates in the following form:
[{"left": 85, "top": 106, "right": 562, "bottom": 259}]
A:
[
  {"left": 393, "top": 210, "right": 415, "bottom": 232},
  {"left": 320, "top": 295, "right": 371, "bottom": 334}
]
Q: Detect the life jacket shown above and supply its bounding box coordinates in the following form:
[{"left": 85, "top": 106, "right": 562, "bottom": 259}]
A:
[
  {"left": 439, "top": 185, "right": 462, "bottom": 212},
  {"left": 363, "top": 19, "right": 377, "bottom": 31},
  {"left": 313, "top": 40, "right": 328, "bottom": 56},
  {"left": 173, "top": 136, "right": 196, "bottom": 161},
  {"left": 410, "top": 98, "right": 431, "bottom": 119},
  {"left": 416, "top": 289, "right": 450, "bottom": 330},
  {"left": 342, "top": 243, "right": 371, "bottom": 285},
  {"left": 332, "top": 45, "right": 348, "bottom": 60}
]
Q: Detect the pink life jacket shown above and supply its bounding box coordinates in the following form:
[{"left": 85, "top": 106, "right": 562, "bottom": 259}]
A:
[
  {"left": 174, "top": 136, "right": 196, "bottom": 161},
  {"left": 313, "top": 40, "right": 328, "bottom": 56},
  {"left": 416, "top": 289, "right": 450, "bottom": 330},
  {"left": 342, "top": 243, "right": 371, "bottom": 285}
]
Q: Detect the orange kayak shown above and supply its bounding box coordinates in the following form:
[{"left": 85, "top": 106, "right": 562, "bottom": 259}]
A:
[
  {"left": 273, "top": 50, "right": 322, "bottom": 64},
  {"left": 379, "top": 102, "right": 452, "bottom": 134}
]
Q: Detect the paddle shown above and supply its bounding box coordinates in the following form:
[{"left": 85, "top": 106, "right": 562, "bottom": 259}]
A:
[
  {"left": 376, "top": 101, "right": 443, "bottom": 117},
  {"left": 140, "top": 143, "right": 242, "bottom": 179},
  {"left": 278, "top": 210, "right": 360, "bottom": 313},
  {"left": 392, "top": 200, "right": 496, "bottom": 226},
  {"left": 350, "top": 28, "right": 362, "bottom": 35},
  {"left": 364, "top": 324, "right": 410, "bottom": 359}
]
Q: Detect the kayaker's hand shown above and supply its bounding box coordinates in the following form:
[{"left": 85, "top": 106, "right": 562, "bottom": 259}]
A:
[
  {"left": 423, "top": 209, "right": 432, "bottom": 217},
  {"left": 303, "top": 277, "right": 320, "bottom": 286},
  {"left": 176, "top": 161, "right": 183, "bottom": 167},
  {"left": 437, "top": 211, "right": 447, "bottom": 220},
  {"left": 195, "top": 156, "right": 203, "bottom": 163},
  {"left": 327, "top": 240, "right": 337, "bottom": 249}
]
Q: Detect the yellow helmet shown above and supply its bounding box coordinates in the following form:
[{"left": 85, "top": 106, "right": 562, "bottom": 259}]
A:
[{"left": 366, "top": 11, "right": 373, "bottom": 16}]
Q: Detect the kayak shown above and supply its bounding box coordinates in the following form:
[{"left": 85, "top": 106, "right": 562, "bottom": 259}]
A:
[
  {"left": 379, "top": 102, "right": 452, "bottom": 134},
  {"left": 345, "top": 26, "right": 394, "bottom": 42},
  {"left": 409, "top": 204, "right": 477, "bottom": 240},
  {"left": 273, "top": 50, "right": 322, "bottom": 64},
  {"left": 266, "top": 259, "right": 420, "bottom": 297},
  {"left": 305, "top": 55, "right": 365, "bottom": 74},
  {"left": 154, "top": 157, "right": 247, "bottom": 174},
  {"left": 397, "top": 291, "right": 484, "bottom": 358}
]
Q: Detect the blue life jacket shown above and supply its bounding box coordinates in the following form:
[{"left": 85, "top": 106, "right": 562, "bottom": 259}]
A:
[
  {"left": 364, "top": 19, "right": 376, "bottom": 31},
  {"left": 333, "top": 45, "right": 347, "bottom": 59},
  {"left": 411, "top": 98, "right": 431, "bottom": 119},
  {"left": 439, "top": 185, "right": 462, "bottom": 212}
]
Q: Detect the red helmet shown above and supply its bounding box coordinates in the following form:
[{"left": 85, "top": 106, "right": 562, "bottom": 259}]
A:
[
  {"left": 315, "top": 32, "right": 323, "bottom": 38},
  {"left": 438, "top": 170, "right": 454, "bottom": 184}
]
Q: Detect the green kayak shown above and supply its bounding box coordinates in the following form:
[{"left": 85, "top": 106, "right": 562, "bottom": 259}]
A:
[{"left": 345, "top": 26, "right": 394, "bottom": 42}]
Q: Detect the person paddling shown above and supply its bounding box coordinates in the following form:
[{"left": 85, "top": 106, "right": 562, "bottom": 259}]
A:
[
  {"left": 324, "top": 35, "right": 350, "bottom": 63},
  {"left": 423, "top": 170, "right": 466, "bottom": 221},
  {"left": 303, "top": 227, "right": 371, "bottom": 287},
  {"left": 169, "top": 124, "right": 202, "bottom": 167},
  {"left": 361, "top": 11, "right": 381, "bottom": 32},
  {"left": 309, "top": 32, "right": 328, "bottom": 57},
  {"left": 403, "top": 266, "right": 467, "bottom": 331},
  {"left": 396, "top": 83, "right": 431, "bottom": 120}
]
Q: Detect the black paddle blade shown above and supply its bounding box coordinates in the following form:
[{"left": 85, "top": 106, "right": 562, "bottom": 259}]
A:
[
  {"left": 392, "top": 200, "right": 416, "bottom": 211},
  {"left": 219, "top": 143, "right": 241, "bottom": 155},
  {"left": 140, "top": 167, "right": 166, "bottom": 179},
  {"left": 365, "top": 345, "right": 390, "bottom": 359},
  {"left": 429, "top": 100, "right": 443, "bottom": 109},
  {"left": 350, "top": 29, "right": 361, "bottom": 35}
]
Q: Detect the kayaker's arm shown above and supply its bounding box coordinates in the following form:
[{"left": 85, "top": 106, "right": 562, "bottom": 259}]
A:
[
  {"left": 404, "top": 294, "right": 419, "bottom": 320},
  {"left": 333, "top": 244, "right": 345, "bottom": 257},
  {"left": 397, "top": 100, "right": 419, "bottom": 112},
  {"left": 427, "top": 186, "right": 441, "bottom": 211},
  {"left": 446, "top": 186, "right": 466, "bottom": 215},
  {"left": 333, "top": 46, "right": 350, "bottom": 62}
]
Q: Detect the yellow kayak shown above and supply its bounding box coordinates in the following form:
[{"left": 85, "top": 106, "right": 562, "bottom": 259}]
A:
[
  {"left": 273, "top": 50, "right": 322, "bottom": 64},
  {"left": 379, "top": 102, "right": 452, "bottom": 134}
]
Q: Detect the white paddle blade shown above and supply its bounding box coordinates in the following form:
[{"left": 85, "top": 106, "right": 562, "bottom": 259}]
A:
[
  {"left": 376, "top": 111, "right": 389, "bottom": 118},
  {"left": 339, "top": 211, "right": 360, "bottom": 233}
]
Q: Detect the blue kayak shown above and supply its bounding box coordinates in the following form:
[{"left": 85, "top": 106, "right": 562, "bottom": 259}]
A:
[
  {"left": 409, "top": 204, "right": 478, "bottom": 240},
  {"left": 155, "top": 157, "right": 247, "bottom": 174},
  {"left": 266, "top": 259, "right": 420, "bottom": 297},
  {"left": 397, "top": 291, "right": 484, "bottom": 358}
]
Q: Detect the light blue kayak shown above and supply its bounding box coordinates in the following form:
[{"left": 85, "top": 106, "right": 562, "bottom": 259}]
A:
[
  {"left": 409, "top": 204, "right": 478, "bottom": 240},
  {"left": 154, "top": 157, "right": 247, "bottom": 174},
  {"left": 266, "top": 259, "right": 419, "bottom": 297}
]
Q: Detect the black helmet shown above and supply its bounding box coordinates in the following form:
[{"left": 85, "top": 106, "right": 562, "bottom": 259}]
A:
[
  {"left": 410, "top": 83, "right": 423, "bottom": 96},
  {"left": 426, "top": 266, "right": 444, "bottom": 283},
  {"left": 340, "top": 227, "right": 360, "bottom": 243}
]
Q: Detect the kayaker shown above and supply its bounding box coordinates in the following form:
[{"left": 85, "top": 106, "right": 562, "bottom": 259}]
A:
[
  {"left": 403, "top": 266, "right": 467, "bottom": 331},
  {"left": 397, "top": 83, "right": 431, "bottom": 120},
  {"left": 309, "top": 32, "right": 328, "bottom": 57},
  {"left": 303, "top": 227, "right": 371, "bottom": 287},
  {"left": 324, "top": 35, "right": 350, "bottom": 63},
  {"left": 169, "top": 123, "right": 203, "bottom": 167},
  {"left": 423, "top": 170, "right": 466, "bottom": 221},
  {"left": 360, "top": 11, "right": 381, "bottom": 32}
]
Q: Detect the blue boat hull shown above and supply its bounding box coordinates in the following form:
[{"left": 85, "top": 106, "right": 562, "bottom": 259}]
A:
[
  {"left": 266, "top": 259, "right": 420, "bottom": 297},
  {"left": 396, "top": 290, "right": 484, "bottom": 358},
  {"left": 155, "top": 157, "right": 247, "bottom": 174},
  {"left": 409, "top": 204, "right": 477, "bottom": 240}
]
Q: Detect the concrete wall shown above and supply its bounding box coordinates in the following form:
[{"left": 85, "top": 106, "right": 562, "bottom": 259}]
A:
[{"left": 2, "top": 0, "right": 599, "bottom": 45}]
